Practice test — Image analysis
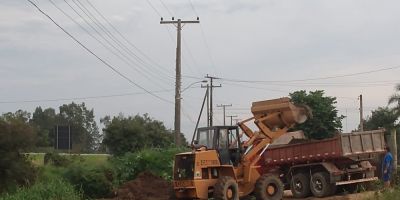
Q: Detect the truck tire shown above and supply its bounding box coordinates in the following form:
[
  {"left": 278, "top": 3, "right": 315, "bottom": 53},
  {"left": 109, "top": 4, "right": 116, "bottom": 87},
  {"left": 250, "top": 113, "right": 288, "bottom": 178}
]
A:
[
  {"left": 213, "top": 176, "right": 239, "bottom": 200},
  {"left": 290, "top": 172, "right": 311, "bottom": 198},
  {"left": 310, "top": 172, "right": 336, "bottom": 197},
  {"left": 255, "top": 174, "right": 284, "bottom": 200}
]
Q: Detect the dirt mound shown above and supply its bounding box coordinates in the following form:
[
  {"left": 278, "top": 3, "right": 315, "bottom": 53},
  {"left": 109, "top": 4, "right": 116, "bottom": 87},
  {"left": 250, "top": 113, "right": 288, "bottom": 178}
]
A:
[{"left": 115, "top": 171, "right": 171, "bottom": 200}]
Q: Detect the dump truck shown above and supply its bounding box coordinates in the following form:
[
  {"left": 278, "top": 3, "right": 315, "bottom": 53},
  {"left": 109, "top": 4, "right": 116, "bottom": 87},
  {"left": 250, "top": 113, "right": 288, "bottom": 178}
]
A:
[{"left": 171, "top": 97, "right": 385, "bottom": 200}]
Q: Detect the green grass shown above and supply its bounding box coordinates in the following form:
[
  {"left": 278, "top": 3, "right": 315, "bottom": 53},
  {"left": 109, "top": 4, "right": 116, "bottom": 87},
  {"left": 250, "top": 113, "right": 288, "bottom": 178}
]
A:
[
  {"left": 0, "top": 178, "right": 81, "bottom": 200},
  {"left": 27, "top": 153, "right": 110, "bottom": 167}
]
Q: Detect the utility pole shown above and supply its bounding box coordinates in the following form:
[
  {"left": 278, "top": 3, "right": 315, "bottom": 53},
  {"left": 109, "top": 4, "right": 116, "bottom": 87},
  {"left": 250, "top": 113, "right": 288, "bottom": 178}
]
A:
[
  {"left": 204, "top": 84, "right": 210, "bottom": 127},
  {"left": 217, "top": 104, "right": 232, "bottom": 125},
  {"left": 226, "top": 115, "right": 238, "bottom": 126},
  {"left": 359, "top": 94, "right": 363, "bottom": 131},
  {"left": 202, "top": 74, "right": 221, "bottom": 126},
  {"left": 160, "top": 17, "right": 199, "bottom": 146},
  {"left": 233, "top": 118, "right": 241, "bottom": 125}
]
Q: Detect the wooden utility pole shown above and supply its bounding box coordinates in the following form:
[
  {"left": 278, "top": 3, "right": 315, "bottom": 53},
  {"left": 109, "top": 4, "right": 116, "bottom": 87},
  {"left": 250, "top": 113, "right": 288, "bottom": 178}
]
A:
[
  {"left": 160, "top": 18, "right": 199, "bottom": 146},
  {"left": 233, "top": 118, "right": 241, "bottom": 125},
  {"left": 391, "top": 129, "right": 398, "bottom": 172},
  {"left": 359, "top": 94, "right": 364, "bottom": 131},
  {"left": 226, "top": 115, "right": 238, "bottom": 126},
  {"left": 202, "top": 74, "right": 221, "bottom": 126},
  {"left": 217, "top": 104, "right": 232, "bottom": 125}
]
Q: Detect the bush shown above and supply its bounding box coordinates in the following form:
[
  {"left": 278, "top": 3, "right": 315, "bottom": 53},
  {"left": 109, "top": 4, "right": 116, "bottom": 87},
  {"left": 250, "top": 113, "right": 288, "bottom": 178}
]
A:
[
  {"left": 102, "top": 114, "right": 182, "bottom": 156},
  {"left": 63, "top": 164, "right": 113, "bottom": 199},
  {"left": 111, "top": 147, "right": 188, "bottom": 184},
  {"left": 0, "top": 118, "right": 37, "bottom": 193},
  {"left": 0, "top": 178, "right": 81, "bottom": 200},
  {"left": 43, "top": 152, "right": 71, "bottom": 167}
]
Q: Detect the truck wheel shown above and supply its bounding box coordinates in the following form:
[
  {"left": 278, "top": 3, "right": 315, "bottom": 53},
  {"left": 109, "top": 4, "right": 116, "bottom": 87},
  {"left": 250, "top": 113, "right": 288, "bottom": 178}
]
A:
[
  {"left": 310, "top": 172, "right": 336, "bottom": 197},
  {"left": 213, "top": 176, "right": 239, "bottom": 200},
  {"left": 255, "top": 174, "right": 284, "bottom": 200},
  {"left": 290, "top": 172, "right": 311, "bottom": 198}
]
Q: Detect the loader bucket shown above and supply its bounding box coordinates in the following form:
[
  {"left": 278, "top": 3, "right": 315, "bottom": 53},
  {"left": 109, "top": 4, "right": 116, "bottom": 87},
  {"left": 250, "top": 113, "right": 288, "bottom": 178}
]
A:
[{"left": 251, "top": 97, "right": 310, "bottom": 129}]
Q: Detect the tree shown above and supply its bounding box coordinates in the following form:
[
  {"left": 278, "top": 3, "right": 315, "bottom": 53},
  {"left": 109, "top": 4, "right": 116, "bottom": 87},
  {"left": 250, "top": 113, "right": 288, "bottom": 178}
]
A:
[
  {"left": 289, "top": 90, "right": 344, "bottom": 139},
  {"left": 102, "top": 114, "right": 180, "bottom": 156},
  {"left": 2, "top": 109, "right": 31, "bottom": 123},
  {"left": 0, "top": 111, "right": 36, "bottom": 192},
  {"left": 58, "top": 102, "right": 100, "bottom": 152},
  {"left": 389, "top": 83, "right": 400, "bottom": 117},
  {"left": 364, "top": 107, "right": 398, "bottom": 131},
  {"left": 30, "top": 107, "right": 57, "bottom": 147}
]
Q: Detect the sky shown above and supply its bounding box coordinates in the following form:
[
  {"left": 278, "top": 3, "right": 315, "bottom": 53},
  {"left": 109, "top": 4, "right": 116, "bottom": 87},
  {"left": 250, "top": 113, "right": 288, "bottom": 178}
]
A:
[{"left": 1, "top": 0, "right": 399, "bottom": 141}]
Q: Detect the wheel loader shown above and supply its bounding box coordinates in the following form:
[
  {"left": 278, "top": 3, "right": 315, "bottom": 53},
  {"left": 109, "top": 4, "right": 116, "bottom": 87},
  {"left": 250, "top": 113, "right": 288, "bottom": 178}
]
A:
[
  {"left": 172, "top": 97, "right": 309, "bottom": 199},
  {"left": 171, "top": 97, "right": 384, "bottom": 200}
]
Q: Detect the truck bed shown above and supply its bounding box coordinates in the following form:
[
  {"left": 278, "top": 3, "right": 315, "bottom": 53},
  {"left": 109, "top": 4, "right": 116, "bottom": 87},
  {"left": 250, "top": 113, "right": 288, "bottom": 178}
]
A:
[{"left": 263, "top": 129, "right": 385, "bottom": 166}]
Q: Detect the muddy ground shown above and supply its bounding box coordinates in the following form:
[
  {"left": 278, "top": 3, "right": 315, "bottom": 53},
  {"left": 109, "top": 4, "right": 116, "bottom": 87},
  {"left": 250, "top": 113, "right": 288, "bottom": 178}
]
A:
[
  {"left": 114, "top": 172, "right": 171, "bottom": 200},
  {"left": 110, "top": 172, "right": 374, "bottom": 200}
]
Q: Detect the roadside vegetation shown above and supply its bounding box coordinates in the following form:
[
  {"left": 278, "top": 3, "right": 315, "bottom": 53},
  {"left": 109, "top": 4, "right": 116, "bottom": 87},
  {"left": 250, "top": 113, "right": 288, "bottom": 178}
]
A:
[
  {"left": 0, "top": 87, "right": 399, "bottom": 199},
  {"left": 0, "top": 102, "right": 185, "bottom": 199}
]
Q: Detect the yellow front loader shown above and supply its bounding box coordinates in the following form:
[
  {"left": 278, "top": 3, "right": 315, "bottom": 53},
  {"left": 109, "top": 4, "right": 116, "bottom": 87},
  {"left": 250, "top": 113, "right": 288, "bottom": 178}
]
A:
[{"left": 171, "top": 97, "right": 310, "bottom": 200}]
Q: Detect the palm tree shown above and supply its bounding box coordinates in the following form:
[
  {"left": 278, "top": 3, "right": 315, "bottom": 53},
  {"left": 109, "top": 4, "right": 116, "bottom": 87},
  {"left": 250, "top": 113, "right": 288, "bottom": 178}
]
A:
[{"left": 388, "top": 84, "right": 400, "bottom": 117}]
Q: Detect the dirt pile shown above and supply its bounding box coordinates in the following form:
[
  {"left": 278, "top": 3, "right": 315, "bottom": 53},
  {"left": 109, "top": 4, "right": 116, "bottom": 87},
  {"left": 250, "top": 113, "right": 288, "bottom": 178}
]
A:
[{"left": 115, "top": 171, "right": 171, "bottom": 200}]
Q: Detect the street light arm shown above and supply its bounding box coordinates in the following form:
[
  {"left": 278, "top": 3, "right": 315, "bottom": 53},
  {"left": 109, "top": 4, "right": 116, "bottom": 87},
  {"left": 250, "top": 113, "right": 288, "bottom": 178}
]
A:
[{"left": 182, "top": 80, "right": 207, "bottom": 93}]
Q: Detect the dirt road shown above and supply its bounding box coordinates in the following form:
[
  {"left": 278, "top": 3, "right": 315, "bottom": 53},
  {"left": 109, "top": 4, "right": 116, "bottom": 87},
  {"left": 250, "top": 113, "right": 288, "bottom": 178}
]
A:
[{"left": 283, "top": 190, "right": 374, "bottom": 200}]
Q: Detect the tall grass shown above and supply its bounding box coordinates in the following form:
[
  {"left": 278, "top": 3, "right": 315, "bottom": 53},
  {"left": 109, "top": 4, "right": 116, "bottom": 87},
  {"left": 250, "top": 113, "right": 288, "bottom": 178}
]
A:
[
  {"left": 0, "top": 179, "right": 81, "bottom": 200},
  {"left": 111, "top": 147, "right": 188, "bottom": 184}
]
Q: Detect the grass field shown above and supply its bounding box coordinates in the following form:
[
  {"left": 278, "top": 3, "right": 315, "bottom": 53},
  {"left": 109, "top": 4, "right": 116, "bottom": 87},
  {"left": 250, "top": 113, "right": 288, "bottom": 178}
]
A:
[{"left": 27, "top": 153, "right": 110, "bottom": 167}]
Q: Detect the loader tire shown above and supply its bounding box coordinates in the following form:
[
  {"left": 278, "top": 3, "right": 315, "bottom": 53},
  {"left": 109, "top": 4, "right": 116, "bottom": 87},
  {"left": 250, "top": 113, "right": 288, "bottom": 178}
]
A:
[
  {"left": 213, "top": 176, "right": 239, "bottom": 200},
  {"left": 310, "top": 172, "right": 336, "bottom": 197},
  {"left": 290, "top": 172, "right": 311, "bottom": 198},
  {"left": 255, "top": 174, "right": 284, "bottom": 200}
]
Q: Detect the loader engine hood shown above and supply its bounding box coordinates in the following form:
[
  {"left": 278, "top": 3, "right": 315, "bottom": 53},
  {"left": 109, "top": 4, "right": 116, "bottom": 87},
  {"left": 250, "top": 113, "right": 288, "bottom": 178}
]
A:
[{"left": 174, "top": 154, "right": 195, "bottom": 180}]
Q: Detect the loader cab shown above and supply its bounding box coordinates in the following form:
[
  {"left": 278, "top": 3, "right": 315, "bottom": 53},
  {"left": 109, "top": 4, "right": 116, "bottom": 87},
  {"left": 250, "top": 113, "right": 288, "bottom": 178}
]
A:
[{"left": 196, "top": 126, "right": 242, "bottom": 166}]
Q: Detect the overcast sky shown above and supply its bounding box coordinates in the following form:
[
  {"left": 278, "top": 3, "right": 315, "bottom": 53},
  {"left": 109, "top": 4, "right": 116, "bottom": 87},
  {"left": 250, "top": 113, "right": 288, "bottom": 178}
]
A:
[{"left": 1, "top": 0, "right": 399, "bottom": 140}]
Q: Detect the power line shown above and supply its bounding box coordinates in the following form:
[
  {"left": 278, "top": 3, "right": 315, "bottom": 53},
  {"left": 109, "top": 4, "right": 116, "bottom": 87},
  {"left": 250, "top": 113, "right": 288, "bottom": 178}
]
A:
[
  {"left": 223, "top": 82, "right": 289, "bottom": 93},
  {"left": 145, "top": 0, "right": 162, "bottom": 17},
  {"left": 155, "top": 2, "right": 202, "bottom": 78},
  {"left": 0, "top": 89, "right": 175, "bottom": 104},
  {"left": 158, "top": 0, "right": 173, "bottom": 17},
  {"left": 27, "top": 0, "right": 173, "bottom": 104},
  {"left": 48, "top": 0, "right": 143, "bottom": 77},
  {"left": 186, "top": 0, "right": 218, "bottom": 74},
  {"left": 60, "top": 0, "right": 169, "bottom": 89},
  {"left": 219, "top": 65, "right": 400, "bottom": 83},
  {"left": 69, "top": 0, "right": 172, "bottom": 88},
  {"left": 182, "top": 37, "right": 202, "bottom": 76},
  {"left": 187, "top": 0, "right": 199, "bottom": 17},
  {"left": 224, "top": 81, "right": 398, "bottom": 88},
  {"left": 85, "top": 0, "right": 173, "bottom": 78},
  {"left": 80, "top": 0, "right": 173, "bottom": 79}
]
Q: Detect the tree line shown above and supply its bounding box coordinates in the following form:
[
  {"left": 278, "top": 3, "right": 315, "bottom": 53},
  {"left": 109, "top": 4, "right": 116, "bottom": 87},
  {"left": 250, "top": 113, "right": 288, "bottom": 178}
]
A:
[{"left": 0, "top": 102, "right": 180, "bottom": 154}]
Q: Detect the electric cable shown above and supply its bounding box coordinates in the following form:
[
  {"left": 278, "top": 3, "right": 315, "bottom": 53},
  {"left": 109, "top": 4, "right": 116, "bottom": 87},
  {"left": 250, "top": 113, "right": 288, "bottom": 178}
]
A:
[{"left": 27, "top": 0, "right": 173, "bottom": 104}]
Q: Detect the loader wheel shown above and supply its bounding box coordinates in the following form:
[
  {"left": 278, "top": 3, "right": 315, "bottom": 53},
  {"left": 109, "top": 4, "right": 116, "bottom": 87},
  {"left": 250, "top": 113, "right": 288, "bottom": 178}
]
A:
[
  {"left": 310, "top": 172, "right": 336, "bottom": 197},
  {"left": 213, "top": 176, "right": 239, "bottom": 200},
  {"left": 290, "top": 172, "right": 311, "bottom": 198},
  {"left": 255, "top": 174, "right": 284, "bottom": 200}
]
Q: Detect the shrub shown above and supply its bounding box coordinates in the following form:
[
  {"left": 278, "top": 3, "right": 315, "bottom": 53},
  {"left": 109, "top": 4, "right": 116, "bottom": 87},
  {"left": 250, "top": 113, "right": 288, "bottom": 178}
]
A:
[
  {"left": 102, "top": 114, "right": 184, "bottom": 156},
  {"left": 0, "top": 178, "right": 81, "bottom": 200},
  {"left": 63, "top": 164, "right": 113, "bottom": 198},
  {"left": 43, "top": 152, "right": 71, "bottom": 167},
  {"left": 111, "top": 147, "right": 188, "bottom": 184},
  {"left": 0, "top": 118, "right": 37, "bottom": 193}
]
